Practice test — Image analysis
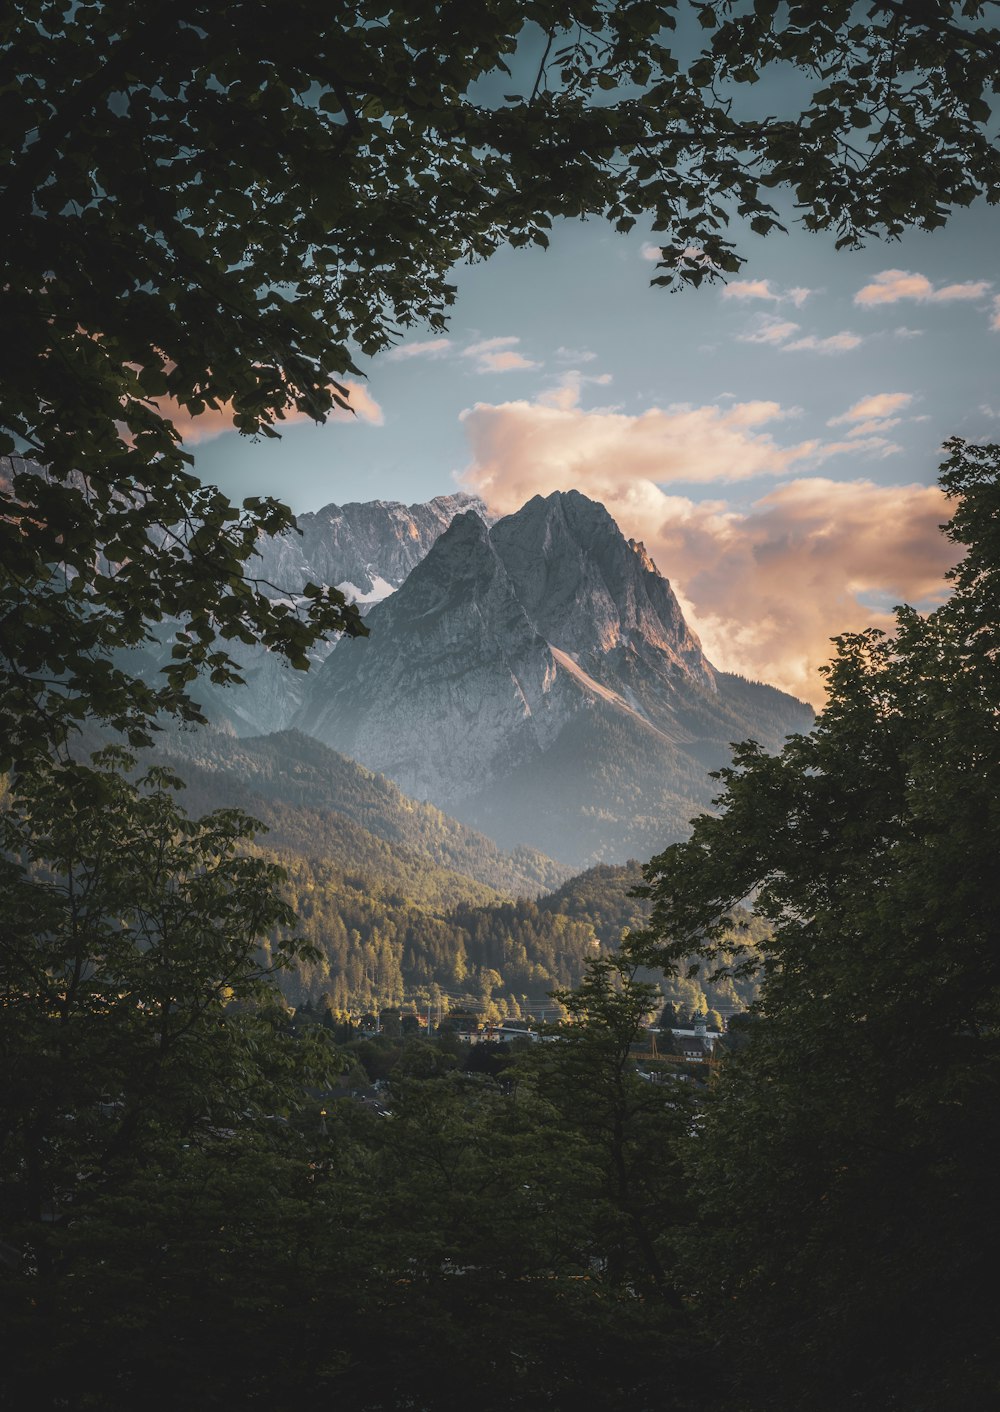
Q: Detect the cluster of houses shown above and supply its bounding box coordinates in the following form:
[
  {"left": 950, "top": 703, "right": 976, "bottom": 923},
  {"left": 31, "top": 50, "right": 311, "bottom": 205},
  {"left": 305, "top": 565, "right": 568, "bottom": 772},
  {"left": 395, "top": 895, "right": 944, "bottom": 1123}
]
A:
[
  {"left": 355, "top": 1010, "right": 547, "bottom": 1043},
  {"left": 352, "top": 1007, "right": 727, "bottom": 1062},
  {"left": 656, "top": 1013, "right": 724, "bottom": 1062}
]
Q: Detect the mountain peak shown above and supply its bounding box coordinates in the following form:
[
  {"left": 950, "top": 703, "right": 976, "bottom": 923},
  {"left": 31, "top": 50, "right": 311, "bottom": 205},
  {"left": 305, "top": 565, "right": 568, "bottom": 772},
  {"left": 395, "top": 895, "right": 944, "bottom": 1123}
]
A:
[
  {"left": 518, "top": 487, "right": 619, "bottom": 536},
  {"left": 434, "top": 506, "right": 490, "bottom": 546},
  {"left": 489, "top": 488, "right": 710, "bottom": 678},
  {"left": 292, "top": 487, "right": 812, "bottom": 865}
]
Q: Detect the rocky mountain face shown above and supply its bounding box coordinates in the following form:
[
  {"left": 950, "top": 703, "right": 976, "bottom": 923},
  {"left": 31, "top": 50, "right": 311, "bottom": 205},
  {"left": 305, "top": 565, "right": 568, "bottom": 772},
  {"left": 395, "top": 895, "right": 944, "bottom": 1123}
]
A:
[
  {"left": 250, "top": 492, "right": 488, "bottom": 608},
  {"left": 175, "top": 492, "right": 486, "bottom": 734},
  {"left": 294, "top": 490, "right": 813, "bottom": 866}
]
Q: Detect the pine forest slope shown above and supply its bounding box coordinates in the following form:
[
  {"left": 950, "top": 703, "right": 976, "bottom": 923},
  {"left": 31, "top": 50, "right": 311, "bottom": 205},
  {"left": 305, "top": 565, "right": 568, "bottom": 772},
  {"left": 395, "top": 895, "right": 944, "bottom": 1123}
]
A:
[
  {"left": 154, "top": 728, "right": 569, "bottom": 900},
  {"left": 144, "top": 727, "right": 595, "bottom": 1014}
]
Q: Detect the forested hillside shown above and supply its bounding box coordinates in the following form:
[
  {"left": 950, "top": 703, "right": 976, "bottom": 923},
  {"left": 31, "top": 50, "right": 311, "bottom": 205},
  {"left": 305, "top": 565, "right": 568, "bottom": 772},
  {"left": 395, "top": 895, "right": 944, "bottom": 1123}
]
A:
[
  {"left": 274, "top": 873, "right": 602, "bottom": 1015},
  {"left": 145, "top": 728, "right": 751, "bottom": 1019},
  {"left": 537, "top": 860, "right": 764, "bottom": 1019},
  {"left": 155, "top": 728, "right": 568, "bottom": 896},
  {"left": 129, "top": 728, "right": 584, "bottom": 1014}
]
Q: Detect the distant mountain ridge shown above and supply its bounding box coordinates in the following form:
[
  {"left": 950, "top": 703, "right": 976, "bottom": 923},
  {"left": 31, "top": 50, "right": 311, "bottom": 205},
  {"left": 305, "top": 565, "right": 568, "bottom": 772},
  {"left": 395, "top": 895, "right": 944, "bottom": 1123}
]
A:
[
  {"left": 250, "top": 491, "right": 489, "bottom": 609},
  {"left": 166, "top": 492, "right": 487, "bottom": 735},
  {"left": 294, "top": 490, "right": 813, "bottom": 865},
  {"left": 154, "top": 726, "right": 568, "bottom": 899}
]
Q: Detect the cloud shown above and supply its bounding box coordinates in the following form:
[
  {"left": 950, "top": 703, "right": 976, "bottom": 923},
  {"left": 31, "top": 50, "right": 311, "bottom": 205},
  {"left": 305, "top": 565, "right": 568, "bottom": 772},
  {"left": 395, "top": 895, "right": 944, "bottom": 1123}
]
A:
[
  {"left": 992, "top": 295, "right": 1000, "bottom": 331},
  {"left": 463, "top": 336, "right": 540, "bottom": 374},
  {"left": 480, "top": 350, "right": 539, "bottom": 372},
  {"left": 825, "top": 392, "right": 914, "bottom": 443},
  {"left": 538, "top": 369, "right": 614, "bottom": 412},
  {"left": 459, "top": 393, "right": 951, "bottom": 700},
  {"left": 828, "top": 392, "right": 914, "bottom": 425},
  {"left": 933, "top": 281, "right": 991, "bottom": 301},
  {"left": 330, "top": 382, "right": 384, "bottom": 425},
  {"left": 811, "top": 436, "right": 902, "bottom": 461},
  {"left": 844, "top": 418, "right": 902, "bottom": 439},
  {"left": 722, "top": 279, "right": 780, "bottom": 301},
  {"left": 854, "top": 269, "right": 992, "bottom": 307},
  {"left": 646, "top": 478, "right": 952, "bottom": 702},
  {"left": 784, "top": 331, "right": 864, "bottom": 353},
  {"left": 464, "top": 337, "right": 521, "bottom": 356},
  {"left": 459, "top": 396, "right": 818, "bottom": 513},
  {"left": 735, "top": 317, "right": 861, "bottom": 352},
  {"left": 385, "top": 338, "right": 453, "bottom": 362},
  {"left": 856, "top": 271, "right": 935, "bottom": 305},
  {"left": 722, "top": 280, "right": 813, "bottom": 306},
  {"left": 738, "top": 316, "right": 801, "bottom": 345},
  {"left": 164, "top": 380, "right": 383, "bottom": 444}
]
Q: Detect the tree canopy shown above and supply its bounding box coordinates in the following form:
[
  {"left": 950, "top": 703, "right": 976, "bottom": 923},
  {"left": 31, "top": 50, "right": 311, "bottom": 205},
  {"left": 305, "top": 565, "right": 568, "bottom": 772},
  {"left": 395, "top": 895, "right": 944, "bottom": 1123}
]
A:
[
  {"left": 3, "top": 1, "right": 1000, "bottom": 759},
  {"left": 633, "top": 437, "right": 1000, "bottom": 1410}
]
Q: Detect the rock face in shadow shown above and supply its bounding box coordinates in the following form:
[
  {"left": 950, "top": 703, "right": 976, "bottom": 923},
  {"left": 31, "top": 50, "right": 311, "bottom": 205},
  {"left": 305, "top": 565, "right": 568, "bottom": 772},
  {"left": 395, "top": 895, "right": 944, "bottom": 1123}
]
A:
[
  {"left": 250, "top": 492, "right": 488, "bottom": 607},
  {"left": 295, "top": 491, "right": 813, "bottom": 866},
  {"left": 163, "top": 493, "right": 488, "bottom": 735}
]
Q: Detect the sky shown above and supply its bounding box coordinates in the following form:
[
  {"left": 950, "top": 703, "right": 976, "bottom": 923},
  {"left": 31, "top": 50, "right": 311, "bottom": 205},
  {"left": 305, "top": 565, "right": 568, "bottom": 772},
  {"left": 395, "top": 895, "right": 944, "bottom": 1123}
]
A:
[{"left": 191, "top": 198, "right": 999, "bottom": 706}]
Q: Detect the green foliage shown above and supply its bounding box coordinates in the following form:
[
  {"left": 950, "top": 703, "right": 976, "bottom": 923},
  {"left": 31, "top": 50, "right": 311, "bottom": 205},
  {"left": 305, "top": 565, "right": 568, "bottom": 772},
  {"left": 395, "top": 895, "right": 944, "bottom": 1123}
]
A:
[
  {"left": 539, "top": 858, "right": 651, "bottom": 942},
  {"left": 273, "top": 870, "right": 602, "bottom": 1013},
  {"left": 539, "top": 858, "right": 762, "bottom": 1017},
  {"left": 313, "top": 1047, "right": 705, "bottom": 1411},
  {"left": 0, "top": 748, "right": 343, "bottom": 1407},
  {"left": 4, "top": 982, "right": 702, "bottom": 1411},
  {"left": 538, "top": 952, "right": 697, "bottom": 1293},
  {"left": 637, "top": 439, "right": 1000, "bottom": 1411}
]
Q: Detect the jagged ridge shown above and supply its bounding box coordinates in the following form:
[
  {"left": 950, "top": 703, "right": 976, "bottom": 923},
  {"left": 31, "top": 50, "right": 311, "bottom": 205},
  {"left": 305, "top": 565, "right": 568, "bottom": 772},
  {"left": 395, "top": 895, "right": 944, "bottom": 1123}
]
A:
[{"left": 295, "top": 490, "right": 813, "bottom": 865}]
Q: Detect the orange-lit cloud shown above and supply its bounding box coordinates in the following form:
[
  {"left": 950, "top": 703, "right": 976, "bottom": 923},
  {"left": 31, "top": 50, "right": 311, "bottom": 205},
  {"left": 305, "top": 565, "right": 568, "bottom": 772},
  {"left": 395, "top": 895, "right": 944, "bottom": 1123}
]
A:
[
  {"left": 785, "top": 330, "right": 863, "bottom": 353},
  {"left": 723, "top": 278, "right": 780, "bottom": 301},
  {"left": 825, "top": 392, "right": 913, "bottom": 441},
  {"left": 737, "top": 316, "right": 862, "bottom": 353},
  {"left": 463, "top": 336, "right": 539, "bottom": 374},
  {"left": 538, "top": 369, "right": 614, "bottom": 411},
  {"left": 646, "top": 479, "right": 951, "bottom": 702},
  {"left": 828, "top": 392, "right": 914, "bottom": 424},
  {"left": 738, "top": 316, "right": 801, "bottom": 345},
  {"left": 459, "top": 390, "right": 952, "bottom": 701},
  {"left": 555, "top": 346, "right": 597, "bottom": 363},
  {"left": 855, "top": 269, "right": 992, "bottom": 306},
  {"left": 459, "top": 395, "right": 817, "bottom": 509},
  {"left": 159, "top": 380, "right": 383, "bottom": 444}
]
